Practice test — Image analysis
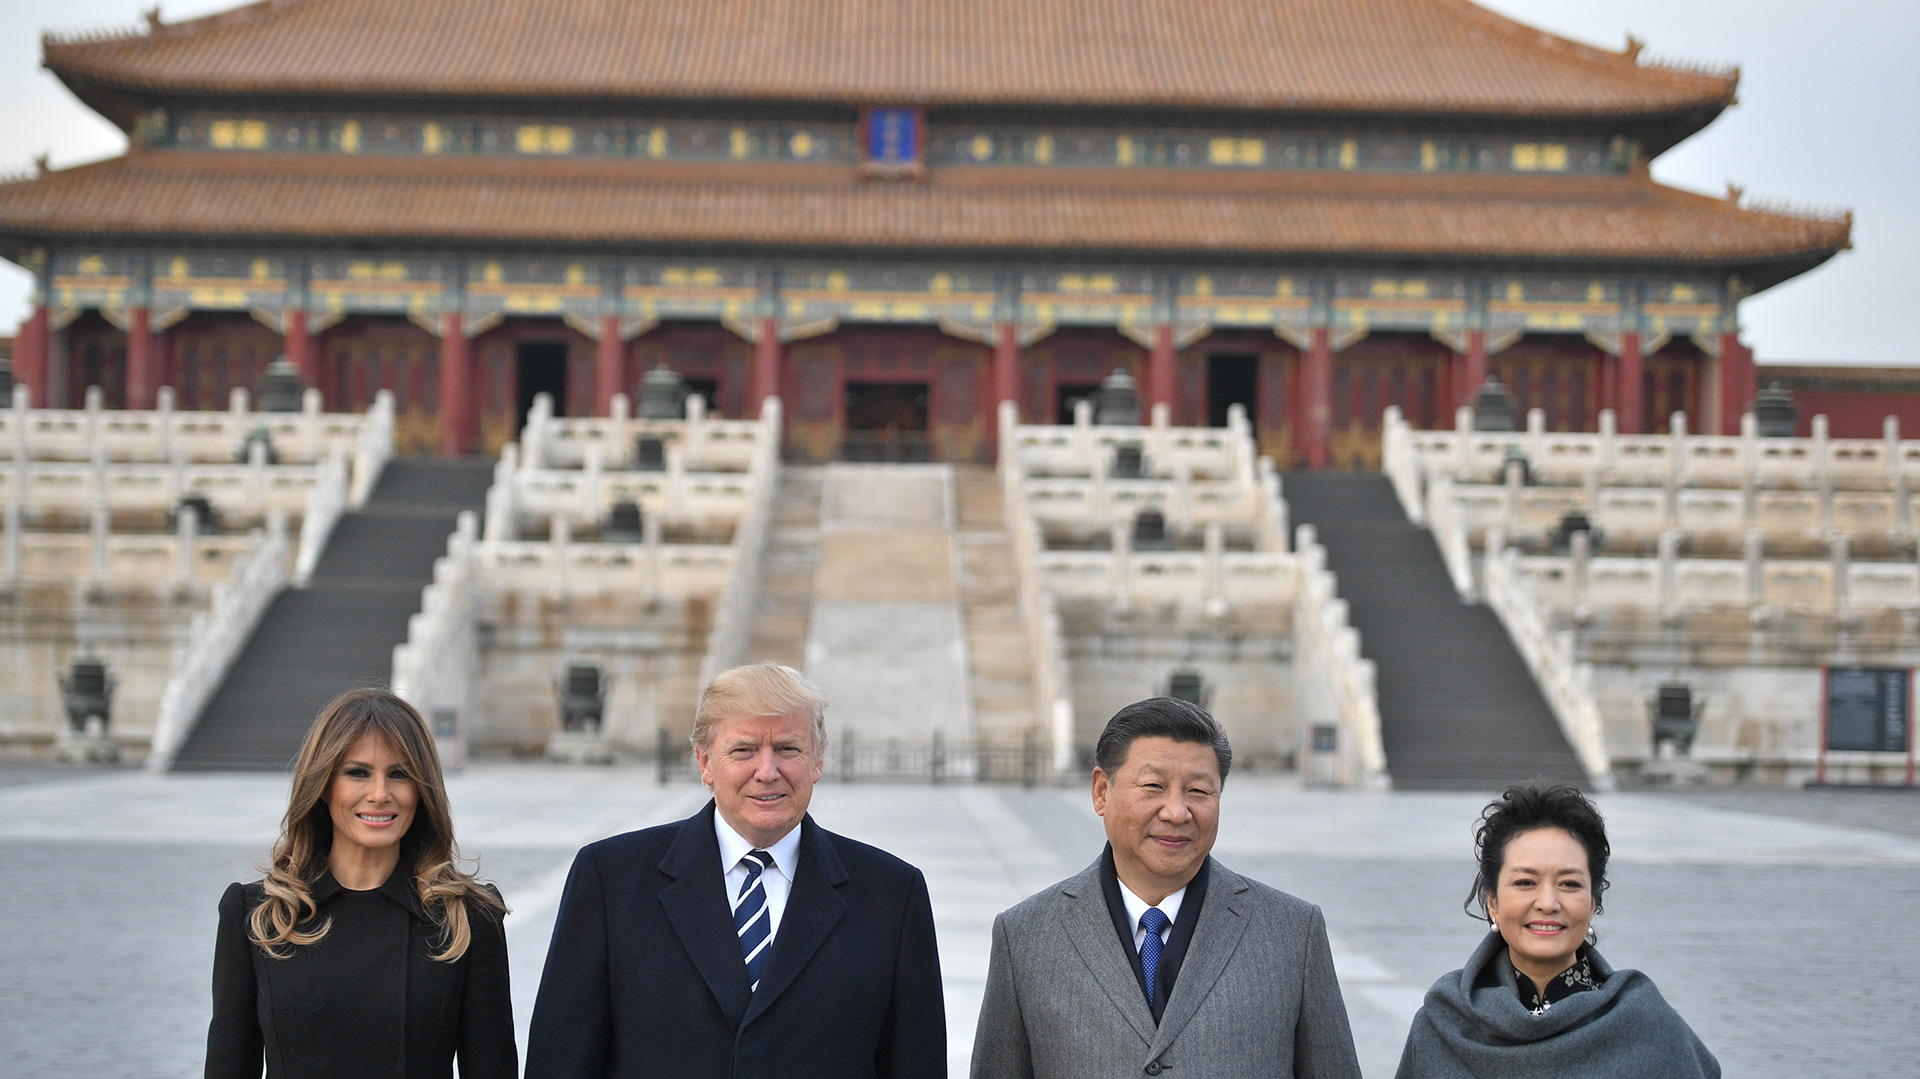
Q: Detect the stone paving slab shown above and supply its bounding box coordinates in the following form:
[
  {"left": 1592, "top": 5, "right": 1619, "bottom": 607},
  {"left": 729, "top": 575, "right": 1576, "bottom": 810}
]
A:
[{"left": 2, "top": 767, "right": 1917, "bottom": 1078}]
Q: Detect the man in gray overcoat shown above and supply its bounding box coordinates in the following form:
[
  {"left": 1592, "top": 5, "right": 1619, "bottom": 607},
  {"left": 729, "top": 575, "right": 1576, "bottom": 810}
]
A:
[{"left": 970, "top": 697, "right": 1361, "bottom": 1079}]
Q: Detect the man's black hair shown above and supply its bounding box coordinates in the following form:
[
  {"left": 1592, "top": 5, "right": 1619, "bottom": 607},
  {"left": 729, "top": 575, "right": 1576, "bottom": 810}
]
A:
[{"left": 1093, "top": 697, "right": 1232, "bottom": 781}]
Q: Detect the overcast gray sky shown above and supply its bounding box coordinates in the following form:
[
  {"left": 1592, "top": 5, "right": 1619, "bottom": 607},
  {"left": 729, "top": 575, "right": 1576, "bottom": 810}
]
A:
[{"left": 0, "top": 0, "right": 1913, "bottom": 365}]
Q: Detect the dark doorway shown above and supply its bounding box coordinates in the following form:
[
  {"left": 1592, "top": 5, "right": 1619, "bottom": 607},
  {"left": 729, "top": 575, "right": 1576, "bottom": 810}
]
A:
[
  {"left": 1056, "top": 383, "right": 1102, "bottom": 425},
  {"left": 1207, "top": 354, "right": 1259, "bottom": 428},
  {"left": 683, "top": 377, "right": 719, "bottom": 415},
  {"left": 516, "top": 342, "right": 569, "bottom": 430},
  {"left": 844, "top": 381, "right": 930, "bottom": 461}
]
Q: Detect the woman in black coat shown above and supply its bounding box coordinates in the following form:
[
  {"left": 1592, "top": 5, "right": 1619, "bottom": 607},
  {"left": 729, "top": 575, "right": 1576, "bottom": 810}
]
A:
[
  {"left": 1396, "top": 781, "right": 1719, "bottom": 1079},
  {"left": 205, "top": 689, "right": 516, "bottom": 1079}
]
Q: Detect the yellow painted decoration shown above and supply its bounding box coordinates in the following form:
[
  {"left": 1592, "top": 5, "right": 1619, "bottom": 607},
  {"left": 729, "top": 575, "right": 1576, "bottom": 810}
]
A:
[
  {"left": 1236, "top": 138, "right": 1265, "bottom": 165},
  {"left": 423, "top": 123, "right": 443, "bottom": 154},
  {"left": 483, "top": 262, "right": 504, "bottom": 284},
  {"left": 970, "top": 134, "right": 993, "bottom": 162},
  {"left": 189, "top": 287, "right": 249, "bottom": 308},
  {"left": 1034, "top": 134, "right": 1053, "bottom": 165},
  {"left": 973, "top": 301, "right": 990, "bottom": 320},
  {"left": 1506, "top": 282, "right": 1524, "bottom": 303},
  {"left": 1116, "top": 136, "right": 1135, "bottom": 166},
  {"left": 1371, "top": 279, "right": 1398, "bottom": 298},
  {"left": 787, "top": 299, "right": 806, "bottom": 318},
  {"left": 1587, "top": 282, "right": 1605, "bottom": 305},
  {"left": 340, "top": 121, "right": 360, "bottom": 153},
  {"left": 730, "top": 128, "right": 750, "bottom": 160},
  {"left": 1339, "top": 141, "right": 1357, "bottom": 170},
  {"left": 1421, "top": 141, "right": 1438, "bottom": 172},
  {"left": 827, "top": 271, "right": 849, "bottom": 294},
  {"left": 648, "top": 127, "right": 667, "bottom": 159},
  {"left": 516, "top": 126, "right": 545, "bottom": 153},
  {"left": 169, "top": 258, "right": 189, "bottom": 279},
  {"left": 251, "top": 259, "right": 272, "bottom": 281},
  {"left": 238, "top": 121, "right": 267, "bottom": 149},
  {"left": 1542, "top": 144, "right": 1569, "bottom": 171},
  {"left": 1672, "top": 284, "right": 1697, "bottom": 303},
  {"left": 1207, "top": 138, "right": 1236, "bottom": 165},
  {"left": 76, "top": 255, "right": 105, "bottom": 275},
  {"left": 347, "top": 261, "right": 409, "bottom": 281},
  {"left": 505, "top": 292, "right": 563, "bottom": 314},
  {"left": 1193, "top": 276, "right": 1213, "bottom": 297},
  {"left": 930, "top": 272, "right": 952, "bottom": 294},
  {"left": 1276, "top": 278, "right": 1295, "bottom": 299},
  {"left": 790, "top": 131, "right": 815, "bottom": 158},
  {"left": 564, "top": 264, "right": 585, "bottom": 287},
  {"left": 210, "top": 120, "right": 237, "bottom": 148}
]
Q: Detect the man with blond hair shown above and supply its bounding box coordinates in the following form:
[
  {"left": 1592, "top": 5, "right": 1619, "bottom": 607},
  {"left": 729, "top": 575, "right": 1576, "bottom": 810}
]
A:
[{"left": 527, "top": 661, "right": 946, "bottom": 1079}]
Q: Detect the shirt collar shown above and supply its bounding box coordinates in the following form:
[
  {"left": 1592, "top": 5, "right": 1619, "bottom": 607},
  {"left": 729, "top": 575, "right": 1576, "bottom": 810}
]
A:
[
  {"left": 1512, "top": 944, "right": 1603, "bottom": 1014},
  {"left": 713, "top": 809, "right": 804, "bottom": 881},
  {"left": 310, "top": 864, "right": 424, "bottom": 918},
  {"left": 1116, "top": 876, "right": 1187, "bottom": 936}
]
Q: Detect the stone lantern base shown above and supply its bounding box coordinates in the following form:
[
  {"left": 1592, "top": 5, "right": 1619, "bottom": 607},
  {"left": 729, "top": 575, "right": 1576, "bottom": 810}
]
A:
[
  {"left": 546, "top": 729, "right": 617, "bottom": 765},
  {"left": 55, "top": 728, "right": 122, "bottom": 764}
]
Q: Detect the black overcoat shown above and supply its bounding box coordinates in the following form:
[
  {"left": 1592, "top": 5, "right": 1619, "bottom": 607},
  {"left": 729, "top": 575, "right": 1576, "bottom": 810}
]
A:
[
  {"left": 524, "top": 802, "right": 947, "bottom": 1079},
  {"left": 204, "top": 870, "right": 516, "bottom": 1079}
]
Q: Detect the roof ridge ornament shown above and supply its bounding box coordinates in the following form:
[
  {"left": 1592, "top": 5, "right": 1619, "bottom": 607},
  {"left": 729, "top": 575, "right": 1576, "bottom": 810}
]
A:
[
  {"left": 1623, "top": 35, "right": 1644, "bottom": 64},
  {"left": 144, "top": 6, "right": 164, "bottom": 32}
]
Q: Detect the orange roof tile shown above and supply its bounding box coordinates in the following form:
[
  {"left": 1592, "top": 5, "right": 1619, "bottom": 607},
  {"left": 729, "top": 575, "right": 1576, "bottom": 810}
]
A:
[
  {"left": 0, "top": 152, "right": 1845, "bottom": 288},
  {"left": 46, "top": 0, "right": 1733, "bottom": 119}
]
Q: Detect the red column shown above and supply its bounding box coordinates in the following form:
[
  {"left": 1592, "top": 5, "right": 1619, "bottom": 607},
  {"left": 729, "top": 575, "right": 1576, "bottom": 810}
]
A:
[
  {"left": 992, "top": 322, "right": 1021, "bottom": 415},
  {"left": 14, "top": 305, "right": 48, "bottom": 406},
  {"left": 1304, "top": 327, "right": 1332, "bottom": 470},
  {"left": 1147, "top": 323, "right": 1177, "bottom": 418},
  {"left": 284, "top": 309, "right": 317, "bottom": 388},
  {"left": 1718, "top": 333, "right": 1754, "bottom": 435},
  {"left": 1596, "top": 351, "right": 1617, "bottom": 430},
  {"left": 1459, "top": 329, "right": 1488, "bottom": 411},
  {"left": 750, "top": 317, "right": 781, "bottom": 417},
  {"left": 1616, "top": 331, "right": 1644, "bottom": 434},
  {"left": 438, "top": 313, "right": 471, "bottom": 456},
  {"left": 594, "top": 315, "right": 624, "bottom": 417},
  {"left": 123, "top": 306, "right": 156, "bottom": 410}
]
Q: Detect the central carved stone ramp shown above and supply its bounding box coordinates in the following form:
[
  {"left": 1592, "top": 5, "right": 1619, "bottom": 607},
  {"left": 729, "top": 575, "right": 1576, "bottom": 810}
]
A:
[
  {"left": 745, "top": 465, "right": 824, "bottom": 670},
  {"left": 804, "top": 464, "right": 971, "bottom": 741},
  {"left": 952, "top": 464, "right": 1039, "bottom": 742},
  {"left": 169, "top": 459, "right": 494, "bottom": 772},
  {"left": 1282, "top": 471, "right": 1586, "bottom": 791}
]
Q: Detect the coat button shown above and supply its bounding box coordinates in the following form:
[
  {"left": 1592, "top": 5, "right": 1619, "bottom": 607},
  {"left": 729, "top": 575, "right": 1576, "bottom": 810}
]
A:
[{"left": 1145, "top": 1063, "right": 1162, "bottom": 1076}]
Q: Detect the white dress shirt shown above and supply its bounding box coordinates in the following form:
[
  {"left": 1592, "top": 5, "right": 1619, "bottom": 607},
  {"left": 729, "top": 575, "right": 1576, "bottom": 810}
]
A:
[
  {"left": 1117, "top": 879, "right": 1186, "bottom": 953},
  {"left": 715, "top": 813, "right": 804, "bottom": 941}
]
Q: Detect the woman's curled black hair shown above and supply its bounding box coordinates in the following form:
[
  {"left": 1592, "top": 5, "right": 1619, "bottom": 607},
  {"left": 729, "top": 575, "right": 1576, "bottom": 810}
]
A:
[{"left": 1464, "top": 779, "right": 1610, "bottom": 921}]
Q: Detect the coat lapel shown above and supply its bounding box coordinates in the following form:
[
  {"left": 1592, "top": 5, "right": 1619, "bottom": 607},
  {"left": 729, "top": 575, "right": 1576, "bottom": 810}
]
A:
[
  {"left": 1057, "top": 860, "right": 1156, "bottom": 1047},
  {"left": 657, "top": 801, "right": 753, "bottom": 1031},
  {"left": 741, "top": 814, "right": 849, "bottom": 1028},
  {"left": 1147, "top": 858, "right": 1250, "bottom": 1059}
]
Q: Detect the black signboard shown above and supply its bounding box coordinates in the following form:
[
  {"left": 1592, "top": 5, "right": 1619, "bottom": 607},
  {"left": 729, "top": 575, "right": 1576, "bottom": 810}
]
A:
[{"left": 1824, "top": 667, "right": 1912, "bottom": 753}]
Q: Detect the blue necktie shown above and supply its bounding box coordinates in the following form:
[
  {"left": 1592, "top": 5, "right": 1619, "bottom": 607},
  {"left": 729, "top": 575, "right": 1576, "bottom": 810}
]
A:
[
  {"left": 734, "top": 849, "right": 775, "bottom": 990},
  {"left": 1139, "top": 906, "right": 1171, "bottom": 1007}
]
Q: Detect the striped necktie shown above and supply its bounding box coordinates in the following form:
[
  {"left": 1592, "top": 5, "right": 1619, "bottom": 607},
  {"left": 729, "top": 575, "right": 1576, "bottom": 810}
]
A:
[
  {"left": 1139, "top": 906, "right": 1171, "bottom": 1008},
  {"left": 734, "top": 849, "right": 776, "bottom": 990}
]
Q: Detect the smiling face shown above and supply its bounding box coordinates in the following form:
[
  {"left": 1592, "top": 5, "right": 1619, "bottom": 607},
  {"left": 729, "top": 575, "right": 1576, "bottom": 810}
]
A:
[
  {"left": 694, "top": 709, "right": 823, "bottom": 848},
  {"left": 1487, "top": 826, "right": 1596, "bottom": 986},
  {"left": 1092, "top": 736, "right": 1221, "bottom": 903},
  {"left": 325, "top": 732, "right": 419, "bottom": 868}
]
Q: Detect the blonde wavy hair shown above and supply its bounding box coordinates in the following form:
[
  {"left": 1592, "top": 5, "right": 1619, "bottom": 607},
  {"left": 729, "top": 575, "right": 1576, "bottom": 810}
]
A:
[{"left": 250, "top": 688, "right": 505, "bottom": 962}]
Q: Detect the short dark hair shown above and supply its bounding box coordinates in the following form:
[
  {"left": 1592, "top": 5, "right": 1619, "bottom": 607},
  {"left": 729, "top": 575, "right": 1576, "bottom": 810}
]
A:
[
  {"left": 1094, "top": 697, "right": 1232, "bottom": 782},
  {"left": 1465, "top": 779, "right": 1611, "bottom": 921}
]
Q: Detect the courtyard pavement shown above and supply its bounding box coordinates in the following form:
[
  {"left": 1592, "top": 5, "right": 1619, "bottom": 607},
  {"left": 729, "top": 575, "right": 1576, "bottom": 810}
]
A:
[{"left": 2, "top": 763, "right": 1917, "bottom": 1077}]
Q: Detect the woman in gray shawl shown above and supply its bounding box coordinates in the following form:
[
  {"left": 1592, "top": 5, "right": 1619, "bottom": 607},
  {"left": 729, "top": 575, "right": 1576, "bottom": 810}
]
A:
[{"left": 1396, "top": 781, "right": 1719, "bottom": 1079}]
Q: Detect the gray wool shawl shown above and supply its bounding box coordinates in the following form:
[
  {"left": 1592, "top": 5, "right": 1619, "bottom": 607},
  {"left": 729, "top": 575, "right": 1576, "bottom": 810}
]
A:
[{"left": 1395, "top": 933, "right": 1720, "bottom": 1079}]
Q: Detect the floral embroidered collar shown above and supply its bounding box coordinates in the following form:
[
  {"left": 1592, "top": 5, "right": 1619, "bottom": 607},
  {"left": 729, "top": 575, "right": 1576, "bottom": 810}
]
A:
[{"left": 1512, "top": 945, "right": 1603, "bottom": 1015}]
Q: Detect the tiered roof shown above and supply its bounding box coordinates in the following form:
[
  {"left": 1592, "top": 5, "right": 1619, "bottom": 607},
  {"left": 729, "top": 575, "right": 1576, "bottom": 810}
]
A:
[
  {"left": 0, "top": 152, "right": 1847, "bottom": 288},
  {"left": 3, "top": 0, "right": 1845, "bottom": 287},
  {"left": 49, "top": 0, "right": 1731, "bottom": 125}
]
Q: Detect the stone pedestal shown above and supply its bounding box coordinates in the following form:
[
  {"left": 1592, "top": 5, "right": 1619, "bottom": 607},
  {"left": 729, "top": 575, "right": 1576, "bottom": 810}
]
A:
[
  {"left": 55, "top": 728, "right": 121, "bottom": 764},
  {"left": 546, "top": 730, "right": 616, "bottom": 765},
  {"left": 1637, "top": 757, "right": 1711, "bottom": 786}
]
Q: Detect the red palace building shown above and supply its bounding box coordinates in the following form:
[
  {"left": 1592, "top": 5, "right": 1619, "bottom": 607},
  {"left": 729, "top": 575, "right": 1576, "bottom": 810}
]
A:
[{"left": 0, "top": 0, "right": 1864, "bottom": 462}]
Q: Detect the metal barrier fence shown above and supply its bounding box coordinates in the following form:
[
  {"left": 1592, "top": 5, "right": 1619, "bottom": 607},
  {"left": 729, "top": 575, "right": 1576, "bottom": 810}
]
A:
[{"left": 656, "top": 727, "right": 1067, "bottom": 787}]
